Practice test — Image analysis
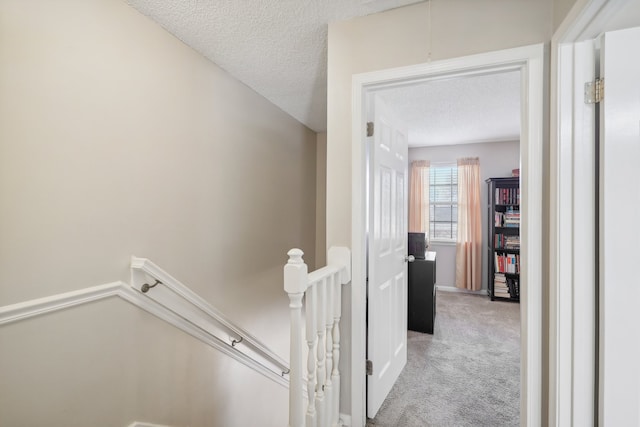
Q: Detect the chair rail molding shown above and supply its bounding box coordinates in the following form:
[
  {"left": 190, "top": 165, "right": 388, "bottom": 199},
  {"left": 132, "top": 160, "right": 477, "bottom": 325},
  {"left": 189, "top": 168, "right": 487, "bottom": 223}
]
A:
[{"left": 0, "top": 281, "right": 130, "bottom": 326}]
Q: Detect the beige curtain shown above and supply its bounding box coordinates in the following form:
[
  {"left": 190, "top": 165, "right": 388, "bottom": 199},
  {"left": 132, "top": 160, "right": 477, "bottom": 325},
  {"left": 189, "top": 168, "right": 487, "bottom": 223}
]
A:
[
  {"left": 455, "top": 157, "right": 482, "bottom": 290},
  {"left": 409, "top": 160, "right": 430, "bottom": 233}
]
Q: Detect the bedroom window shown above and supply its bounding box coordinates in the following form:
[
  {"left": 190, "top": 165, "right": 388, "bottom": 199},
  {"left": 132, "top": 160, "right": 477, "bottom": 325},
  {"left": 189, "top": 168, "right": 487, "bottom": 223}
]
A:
[{"left": 429, "top": 163, "right": 458, "bottom": 242}]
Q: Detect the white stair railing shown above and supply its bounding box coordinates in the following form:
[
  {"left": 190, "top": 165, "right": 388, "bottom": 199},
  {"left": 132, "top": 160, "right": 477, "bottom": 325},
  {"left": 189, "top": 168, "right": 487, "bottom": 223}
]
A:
[
  {"left": 284, "top": 247, "right": 351, "bottom": 427},
  {"left": 0, "top": 259, "right": 290, "bottom": 390},
  {"left": 131, "top": 257, "right": 290, "bottom": 386}
]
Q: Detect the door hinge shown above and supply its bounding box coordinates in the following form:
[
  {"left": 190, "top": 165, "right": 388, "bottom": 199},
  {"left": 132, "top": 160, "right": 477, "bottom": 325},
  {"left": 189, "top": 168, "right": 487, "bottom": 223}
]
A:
[
  {"left": 366, "top": 122, "right": 374, "bottom": 137},
  {"left": 366, "top": 360, "right": 373, "bottom": 375},
  {"left": 585, "top": 78, "right": 604, "bottom": 104}
]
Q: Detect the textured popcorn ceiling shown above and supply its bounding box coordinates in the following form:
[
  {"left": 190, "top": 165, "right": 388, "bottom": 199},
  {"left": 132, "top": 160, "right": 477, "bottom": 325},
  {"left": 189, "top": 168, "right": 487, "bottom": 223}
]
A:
[
  {"left": 125, "top": 1, "right": 520, "bottom": 139},
  {"left": 126, "top": 0, "right": 423, "bottom": 132},
  {"left": 376, "top": 70, "right": 521, "bottom": 147}
]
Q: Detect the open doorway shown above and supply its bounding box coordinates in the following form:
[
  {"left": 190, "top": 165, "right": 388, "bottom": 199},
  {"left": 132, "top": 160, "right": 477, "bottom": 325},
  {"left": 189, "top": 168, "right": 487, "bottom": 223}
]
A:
[
  {"left": 366, "top": 69, "right": 522, "bottom": 425},
  {"left": 349, "top": 44, "right": 544, "bottom": 427}
]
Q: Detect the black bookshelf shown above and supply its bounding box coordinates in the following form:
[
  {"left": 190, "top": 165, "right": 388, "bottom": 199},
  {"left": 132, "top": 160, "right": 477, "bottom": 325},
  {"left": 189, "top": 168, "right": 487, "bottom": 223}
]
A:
[{"left": 486, "top": 177, "right": 520, "bottom": 302}]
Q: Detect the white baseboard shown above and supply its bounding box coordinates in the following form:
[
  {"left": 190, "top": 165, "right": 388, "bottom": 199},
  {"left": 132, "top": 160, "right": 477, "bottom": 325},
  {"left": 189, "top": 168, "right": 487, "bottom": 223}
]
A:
[
  {"left": 128, "top": 423, "right": 172, "bottom": 427},
  {"left": 436, "top": 285, "right": 488, "bottom": 296},
  {"left": 339, "top": 413, "right": 352, "bottom": 426}
]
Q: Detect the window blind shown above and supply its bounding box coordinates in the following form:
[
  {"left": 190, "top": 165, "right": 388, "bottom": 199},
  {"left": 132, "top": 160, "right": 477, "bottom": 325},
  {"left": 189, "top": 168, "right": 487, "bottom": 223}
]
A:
[{"left": 429, "top": 164, "right": 458, "bottom": 241}]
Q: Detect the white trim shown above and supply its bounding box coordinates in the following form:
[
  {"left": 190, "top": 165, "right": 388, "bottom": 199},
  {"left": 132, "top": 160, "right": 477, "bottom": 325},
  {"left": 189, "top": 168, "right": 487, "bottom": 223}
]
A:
[
  {"left": 0, "top": 282, "right": 125, "bottom": 326},
  {"left": 128, "top": 423, "right": 173, "bottom": 427},
  {"left": 351, "top": 44, "right": 544, "bottom": 427},
  {"left": 555, "top": 0, "right": 629, "bottom": 42},
  {"left": 410, "top": 135, "right": 520, "bottom": 148},
  {"left": 549, "top": 41, "right": 577, "bottom": 427},
  {"left": 519, "top": 45, "right": 545, "bottom": 427},
  {"left": 550, "top": 0, "right": 634, "bottom": 424},
  {"left": 435, "top": 285, "right": 489, "bottom": 296}
]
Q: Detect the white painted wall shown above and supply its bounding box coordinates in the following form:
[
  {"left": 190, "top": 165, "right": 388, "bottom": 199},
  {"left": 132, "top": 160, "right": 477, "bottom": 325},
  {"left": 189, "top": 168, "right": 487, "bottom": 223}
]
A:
[
  {"left": 0, "top": 0, "right": 316, "bottom": 425},
  {"left": 409, "top": 140, "right": 521, "bottom": 291},
  {"left": 327, "top": 0, "right": 551, "bottom": 417}
]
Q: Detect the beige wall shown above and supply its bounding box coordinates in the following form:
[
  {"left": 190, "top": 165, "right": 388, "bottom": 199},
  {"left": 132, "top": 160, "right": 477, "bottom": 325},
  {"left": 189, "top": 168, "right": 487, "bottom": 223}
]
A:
[
  {"left": 327, "top": 0, "right": 552, "bottom": 248},
  {"left": 327, "top": 0, "right": 552, "bottom": 419},
  {"left": 316, "top": 132, "right": 328, "bottom": 268},
  {"left": 553, "top": 0, "right": 580, "bottom": 32},
  {"left": 0, "top": 0, "right": 317, "bottom": 425}
]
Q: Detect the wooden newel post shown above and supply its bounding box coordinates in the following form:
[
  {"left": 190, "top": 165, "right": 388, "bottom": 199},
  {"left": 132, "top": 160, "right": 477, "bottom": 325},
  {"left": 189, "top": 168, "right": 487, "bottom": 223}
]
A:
[{"left": 285, "top": 248, "right": 308, "bottom": 427}]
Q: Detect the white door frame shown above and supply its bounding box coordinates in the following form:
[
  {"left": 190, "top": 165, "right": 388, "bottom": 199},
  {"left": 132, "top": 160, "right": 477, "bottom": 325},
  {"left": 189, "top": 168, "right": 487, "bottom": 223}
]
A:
[
  {"left": 350, "top": 44, "right": 545, "bottom": 427},
  {"left": 550, "top": 0, "right": 636, "bottom": 424}
]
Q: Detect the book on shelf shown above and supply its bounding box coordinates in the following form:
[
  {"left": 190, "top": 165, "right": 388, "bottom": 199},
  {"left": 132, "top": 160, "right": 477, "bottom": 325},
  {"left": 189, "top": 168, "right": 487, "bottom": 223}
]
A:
[
  {"left": 494, "top": 253, "right": 520, "bottom": 274},
  {"left": 505, "top": 236, "right": 520, "bottom": 249},
  {"left": 494, "top": 273, "right": 519, "bottom": 298},
  {"left": 508, "top": 278, "right": 520, "bottom": 298},
  {"left": 494, "top": 234, "right": 521, "bottom": 249},
  {"left": 494, "top": 208, "right": 520, "bottom": 228},
  {"left": 495, "top": 187, "right": 521, "bottom": 205},
  {"left": 494, "top": 290, "right": 510, "bottom": 297},
  {"left": 503, "top": 207, "right": 520, "bottom": 227}
]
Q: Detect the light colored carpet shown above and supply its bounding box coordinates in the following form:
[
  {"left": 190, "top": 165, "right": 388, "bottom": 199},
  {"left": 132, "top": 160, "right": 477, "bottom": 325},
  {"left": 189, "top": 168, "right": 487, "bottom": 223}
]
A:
[{"left": 366, "top": 291, "right": 520, "bottom": 427}]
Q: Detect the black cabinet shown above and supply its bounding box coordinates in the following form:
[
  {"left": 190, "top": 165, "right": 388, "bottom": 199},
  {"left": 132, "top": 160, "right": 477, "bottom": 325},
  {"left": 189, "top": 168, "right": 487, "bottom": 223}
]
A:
[
  {"left": 486, "top": 177, "right": 520, "bottom": 302},
  {"left": 408, "top": 252, "right": 436, "bottom": 334}
]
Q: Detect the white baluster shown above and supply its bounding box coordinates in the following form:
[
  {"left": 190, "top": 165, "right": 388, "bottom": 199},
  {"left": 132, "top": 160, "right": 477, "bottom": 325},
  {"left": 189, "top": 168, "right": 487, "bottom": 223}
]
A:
[
  {"left": 324, "top": 274, "right": 334, "bottom": 425},
  {"left": 305, "top": 284, "right": 317, "bottom": 427},
  {"left": 332, "top": 322, "right": 340, "bottom": 425},
  {"left": 332, "top": 271, "right": 341, "bottom": 426},
  {"left": 327, "top": 247, "right": 350, "bottom": 426},
  {"left": 284, "top": 249, "right": 308, "bottom": 427},
  {"left": 316, "top": 278, "right": 326, "bottom": 427}
]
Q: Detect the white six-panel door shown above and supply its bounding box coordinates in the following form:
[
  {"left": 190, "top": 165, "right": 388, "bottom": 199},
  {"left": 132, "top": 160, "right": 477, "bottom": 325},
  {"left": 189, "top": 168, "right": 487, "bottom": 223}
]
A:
[
  {"left": 366, "top": 95, "right": 409, "bottom": 418},
  {"left": 598, "top": 26, "right": 640, "bottom": 426}
]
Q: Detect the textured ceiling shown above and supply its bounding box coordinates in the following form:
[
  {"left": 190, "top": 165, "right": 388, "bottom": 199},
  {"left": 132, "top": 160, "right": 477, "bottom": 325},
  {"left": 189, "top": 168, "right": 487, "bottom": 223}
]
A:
[
  {"left": 376, "top": 70, "right": 521, "bottom": 147},
  {"left": 126, "top": 0, "right": 423, "bottom": 132}
]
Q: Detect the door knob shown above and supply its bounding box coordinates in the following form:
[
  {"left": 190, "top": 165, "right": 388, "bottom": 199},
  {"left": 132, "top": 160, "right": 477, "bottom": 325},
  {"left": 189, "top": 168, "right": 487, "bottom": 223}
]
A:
[{"left": 404, "top": 255, "right": 415, "bottom": 263}]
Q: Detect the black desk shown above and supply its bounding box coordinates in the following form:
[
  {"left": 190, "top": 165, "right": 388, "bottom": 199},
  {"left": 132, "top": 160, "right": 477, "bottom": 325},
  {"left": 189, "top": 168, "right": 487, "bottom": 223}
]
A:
[{"left": 408, "top": 252, "right": 436, "bottom": 334}]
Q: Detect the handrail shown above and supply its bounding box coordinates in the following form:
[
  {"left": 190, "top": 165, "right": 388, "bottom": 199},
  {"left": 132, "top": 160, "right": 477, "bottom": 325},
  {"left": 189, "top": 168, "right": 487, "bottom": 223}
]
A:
[
  {"left": 130, "top": 256, "right": 289, "bottom": 386},
  {"left": 307, "top": 265, "right": 342, "bottom": 289},
  {"left": 0, "top": 259, "right": 290, "bottom": 388}
]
